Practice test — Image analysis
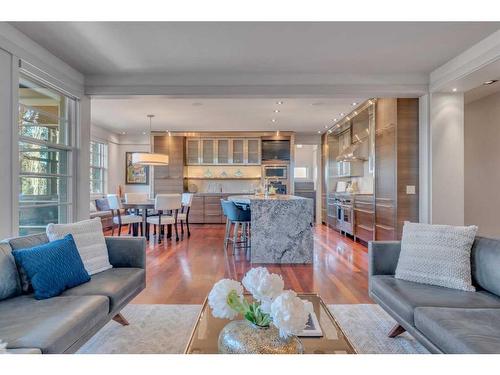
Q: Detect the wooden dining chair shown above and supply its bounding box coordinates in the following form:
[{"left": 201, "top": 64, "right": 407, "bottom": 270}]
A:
[
  {"left": 146, "top": 194, "right": 182, "bottom": 243},
  {"left": 107, "top": 194, "right": 144, "bottom": 236}
]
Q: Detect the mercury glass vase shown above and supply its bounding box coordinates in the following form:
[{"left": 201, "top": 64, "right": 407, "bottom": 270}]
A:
[{"left": 218, "top": 320, "right": 304, "bottom": 354}]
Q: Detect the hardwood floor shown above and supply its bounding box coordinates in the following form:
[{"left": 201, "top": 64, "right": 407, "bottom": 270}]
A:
[{"left": 109, "top": 223, "right": 372, "bottom": 305}]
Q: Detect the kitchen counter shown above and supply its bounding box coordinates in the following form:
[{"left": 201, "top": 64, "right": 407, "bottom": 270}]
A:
[{"left": 228, "top": 194, "right": 314, "bottom": 264}]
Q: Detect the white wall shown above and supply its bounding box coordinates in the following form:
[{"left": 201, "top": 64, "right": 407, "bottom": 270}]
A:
[
  {"left": 464, "top": 91, "right": 500, "bottom": 237},
  {"left": 0, "top": 23, "right": 88, "bottom": 237},
  {"left": 90, "top": 125, "right": 151, "bottom": 196},
  {"left": 430, "top": 92, "right": 465, "bottom": 225}
]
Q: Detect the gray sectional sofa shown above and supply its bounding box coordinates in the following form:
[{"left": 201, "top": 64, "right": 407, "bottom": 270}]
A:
[
  {"left": 0, "top": 233, "right": 146, "bottom": 354},
  {"left": 369, "top": 237, "right": 500, "bottom": 354}
]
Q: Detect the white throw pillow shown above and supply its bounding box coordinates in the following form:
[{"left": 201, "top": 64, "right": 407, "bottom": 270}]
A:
[
  {"left": 46, "top": 218, "right": 112, "bottom": 275},
  {"left": 395, "top": 222, "right": 477, "bottom": 292}
]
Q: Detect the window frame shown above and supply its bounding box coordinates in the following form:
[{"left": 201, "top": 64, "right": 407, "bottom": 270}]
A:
[
  {"left": 16, "top": 72, "right": 78, "bottom": 236},
  {"left": 294, "top": 166, "right": 309, "bottom": 179},
  {"left": 89, "top": 140, "right": 108, "bottom": 195}
]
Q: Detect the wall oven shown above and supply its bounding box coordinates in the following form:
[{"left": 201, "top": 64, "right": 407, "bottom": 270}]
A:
[{"left": 263, "top": 165, "right": 288, "bottom": 179}]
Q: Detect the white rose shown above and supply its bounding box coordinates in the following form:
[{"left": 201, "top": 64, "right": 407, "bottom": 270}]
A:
[
  {"left": 208, "top": 279, "right": 244, "bottom": 320},
  {"left": 270, "top": 290, "right": 308, "bottom": 338},
  {"left": 242, "top": 267, "right": 284, "bottom": 312},
  {"left": 0, "top": 340, "right": 7, "bottom": 354}
]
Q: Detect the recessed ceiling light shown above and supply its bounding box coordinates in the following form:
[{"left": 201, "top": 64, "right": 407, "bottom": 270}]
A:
[
  {"left": 324, "top": 125, "right": 328, "bottom": 129},
  {"left": 452, "top": 88, "right": 457, "bottom": 92},
  {"left": 352, "top": 102, "right": 358, "bottom": 106},
  {"left": 340, "top": 113, "right": 345, "bottom": 116},
  {"left": 333, "top": 118, "right": 338, "bottom": 122},
  {"left": 274, "top": 109, "right": 280, "bottom": 113},
  {"left": 142, "top": 131, "right": 146, "bottom": 135},
  {"left": 276, "top": 101, "right": 284, "bottom": 105},
  {"left": 483, "top": 80, "right": 498, "bottom": 85},
  {"left": 121, "top": 131, "right": 126, "bottom": 135},
  {"left": 271, "top": 119, "right": 276, "bottom": 123},
  {"left": 328, "top": 129, "right": 332, "bottom": 134},
  {"left": 317, "top": 131, "right": 321, "bottom": 134},
  {"left": 354, "top": 111, "right": 358, "bottom": 115}
]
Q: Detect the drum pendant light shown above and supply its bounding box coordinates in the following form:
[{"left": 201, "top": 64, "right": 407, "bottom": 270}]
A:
[{"left": 131, "top": 114, "right": 169, "bottom": 166}]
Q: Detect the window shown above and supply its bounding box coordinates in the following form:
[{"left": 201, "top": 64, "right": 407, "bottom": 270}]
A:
[
  {"left": 294, "top": 167, "right": 308, "bottom": 179},
  {"left": 90, "top": 141, "right": 107, "bottom": 194},
  {"left": 18, "top": 76, "right": 76, "bottom": 236}
]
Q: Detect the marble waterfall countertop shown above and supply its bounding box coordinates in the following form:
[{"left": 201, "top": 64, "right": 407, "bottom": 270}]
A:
[{"left": 228, "top": 194, "right": 314, "bottom": 264}]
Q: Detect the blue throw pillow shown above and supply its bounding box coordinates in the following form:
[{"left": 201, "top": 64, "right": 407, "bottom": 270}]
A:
[{"left": 12, "top": 234, "right": 90, "bottom": 300}]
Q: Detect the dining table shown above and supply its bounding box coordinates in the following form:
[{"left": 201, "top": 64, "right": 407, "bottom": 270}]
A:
[{"left": 121, "top": 200, "right": 155, "bottom": 238}]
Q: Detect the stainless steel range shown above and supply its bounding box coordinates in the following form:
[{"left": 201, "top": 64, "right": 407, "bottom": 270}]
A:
[{"left": 334, "top": 194, "right": 354, "bottom": 235}]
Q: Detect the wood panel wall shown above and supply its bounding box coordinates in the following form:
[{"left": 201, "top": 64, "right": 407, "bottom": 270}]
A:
[
  {"left": 374, "top": 98, "right": 419, "bottom": 240},
  {"left": 153, "top": 135, "right": 185, "bottom": 194}
]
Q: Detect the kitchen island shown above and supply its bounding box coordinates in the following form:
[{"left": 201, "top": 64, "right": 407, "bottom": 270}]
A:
[{"left": 228, "top": 195, "right": 314, "bottom": 264}]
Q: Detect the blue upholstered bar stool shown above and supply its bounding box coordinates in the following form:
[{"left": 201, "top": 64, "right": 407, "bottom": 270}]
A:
[{"left": 221, "top": 199, "right": 251, "bottom": 255}]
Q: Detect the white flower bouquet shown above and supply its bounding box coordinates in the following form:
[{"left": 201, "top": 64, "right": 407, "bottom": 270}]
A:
[{"left": 208, "top": 267, "right": 308, "bottom": 338}]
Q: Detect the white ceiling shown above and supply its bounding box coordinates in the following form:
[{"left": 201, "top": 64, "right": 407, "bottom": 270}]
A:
[
  {"left": 91, "top": 96, "right": 366, "bottom": 134},
  {"left": 11, "top": 22, "right": 500, "bottom": 76},
  {"left": 11, "top": 22, "right": 499, "bottom": 134}
]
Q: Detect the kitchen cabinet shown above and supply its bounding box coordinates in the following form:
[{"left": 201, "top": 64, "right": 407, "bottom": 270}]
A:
[
  {"left": 201, "top": 139, "right": 215, "bottom": 164},
  {"left": 231, "top": 139, "right": 244, "bottom": 164},
  {"left": 246, "top": 139, "right": 261, "bottom": 164},
  {"left": 186, "top": 137, "right": 261, "bottom": 165},
  {"left": 374, "top": 98, "right": 419, "bottom": 240},
  {"left": 217, "top": 139, "right": 229, "bottom": 164},
  {"left": 187, "top": 193, "right": 232, "bottom": 224},
  {"left": 333, "top": 161, "right": 364, "bottom": 178},
  {"left": 186, "top": 139, "right": 200, "bottom": 164},
  {"left": 354, "top": 195, "right": 374, "bottom": 243},
  {"left": 153, "top": 135, "right": 185, "bottom": 194}
]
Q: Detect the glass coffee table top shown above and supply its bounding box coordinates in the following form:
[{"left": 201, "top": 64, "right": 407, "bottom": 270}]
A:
[{"left": 185, "top": 293, "right": 356, "bottom": 354}]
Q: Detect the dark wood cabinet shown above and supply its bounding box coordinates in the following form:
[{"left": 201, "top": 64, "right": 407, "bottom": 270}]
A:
[
  {"left": 153, "top": 135, "right": 185, "bottom": 194},
  {"left": 354, "top": 195, "right": 374, "bottom": 243},
  {"left": 374, "top": 98, "right": 419, "bottom": 240}
]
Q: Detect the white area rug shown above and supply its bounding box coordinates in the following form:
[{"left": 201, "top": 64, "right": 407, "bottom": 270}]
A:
[{"left": 77, "top": 303, "right": 428, "bottom": 354}]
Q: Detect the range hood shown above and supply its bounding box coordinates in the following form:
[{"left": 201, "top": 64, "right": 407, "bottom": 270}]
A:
[{"left": 336, "top": 141, "right": 368, "bottom": 162}]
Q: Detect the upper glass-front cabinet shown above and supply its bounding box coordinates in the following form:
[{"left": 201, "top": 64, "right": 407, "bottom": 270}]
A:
[
  {"left": 186, "top": 139, "right": 201, "bottom": 164},
  {"left": 246, "top": 139, "right": 261, "bottom": 164},
  {"left": 185, "top": 137, "right": 261, "bottom": 165}
]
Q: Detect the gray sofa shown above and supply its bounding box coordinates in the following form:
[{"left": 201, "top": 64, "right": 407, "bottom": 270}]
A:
[
  {"left": 369, "top": 237, "right": 500, "bottom": 354},
  {"left": 0, "top": 233, "right": 146, "bottom": 354}
]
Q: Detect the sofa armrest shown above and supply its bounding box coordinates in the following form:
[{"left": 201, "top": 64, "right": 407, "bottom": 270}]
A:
[
  {"left": 368, "top": 241, "right": 401, "bottom": 277},
  {"left": 105, "top": 237, "right": 146, "bottom": 269}
]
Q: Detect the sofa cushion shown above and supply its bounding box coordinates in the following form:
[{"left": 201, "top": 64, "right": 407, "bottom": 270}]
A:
[
  {"left": 12, "top": 235, "right": 90, "bottom": 300},
  {"left": 0, "top": 243, "right": 21, "bottom": 300},
  {"left": 0, "top": 294, "right": 108, "bottom": 353},
  {"left": 414, "top": 307, "right": 500, "bottom": 354},
  {"left": 395, "top": 222, "right": 477, "bottom": 291},
  {"left": 61, "top": 267, "right": 145, "bottom": 313},
  {"left": 471, "top": 237, "right": 500, "bottom": 296},
  {"left": 370, "top": 275, "right": 500, "bottom": 325},
  {"left": 46, "top": 218, "right": 112, "bottom": 275},
  {"left": 7, "top": 233, "right": 49, "bottom": 293}
]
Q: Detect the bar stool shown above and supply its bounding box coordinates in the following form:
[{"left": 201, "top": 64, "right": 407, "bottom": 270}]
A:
[{"left": 221, "top": 199, "right": 251, "bottom": 255}]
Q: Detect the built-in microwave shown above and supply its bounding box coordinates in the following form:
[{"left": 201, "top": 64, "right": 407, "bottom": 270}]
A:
[{"left": 263, "top": 165, "right": 288, "bottom": 179}]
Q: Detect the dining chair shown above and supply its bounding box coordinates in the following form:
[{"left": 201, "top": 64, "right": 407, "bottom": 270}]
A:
[
  {"left": 146, "top": 194, "right": 182, "bottom": 243},
  {"left": 178, "top": 193, "right": 194, "bottom": 237},
  {"left": 107, "top": 194, "right": 144, "bottom": 236}
]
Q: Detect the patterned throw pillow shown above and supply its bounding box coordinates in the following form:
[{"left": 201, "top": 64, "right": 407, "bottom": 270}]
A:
[
  {"left": 395, "top": 222, "right": 478, "bottom": 291},
  {"left": 12, "top": 234, "right": 90, "bottom": 300},
  {"left": 46, "top": 218, "right": 112, "bottom": 275}
]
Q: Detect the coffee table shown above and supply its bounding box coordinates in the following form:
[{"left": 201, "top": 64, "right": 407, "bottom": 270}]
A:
[{"left": 184, "top": 293, "right": 356, "bottom": 354}]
